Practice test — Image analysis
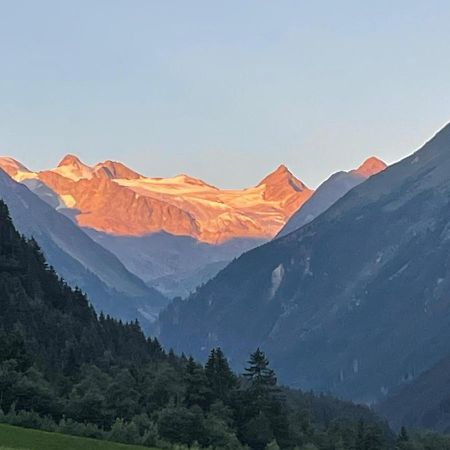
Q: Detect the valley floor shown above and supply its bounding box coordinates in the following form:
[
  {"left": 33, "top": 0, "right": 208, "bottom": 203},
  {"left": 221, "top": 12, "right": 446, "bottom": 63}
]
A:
[{"left": 0, "top": 424, "right": 154, "bottom": 450}]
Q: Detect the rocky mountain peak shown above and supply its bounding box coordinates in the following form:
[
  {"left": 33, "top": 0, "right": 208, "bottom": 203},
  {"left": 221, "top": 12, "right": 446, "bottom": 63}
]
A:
[
  {"left": 353, "top": 156, "right": 387, "bottom": 177},
  {"left": 57, "top": 154, "right": 86, "bottom": 168},
  {"left": 258, "top": 164, "right": 308, "bottom": 192}
]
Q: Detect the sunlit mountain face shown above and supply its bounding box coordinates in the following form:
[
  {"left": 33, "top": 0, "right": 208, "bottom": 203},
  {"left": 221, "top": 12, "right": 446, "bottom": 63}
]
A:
[{"left": 1, "top": 155, "right": 313, "bottom": 243}]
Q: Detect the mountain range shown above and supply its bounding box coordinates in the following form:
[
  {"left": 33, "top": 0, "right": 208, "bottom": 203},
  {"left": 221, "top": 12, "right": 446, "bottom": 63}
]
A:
[
  {"left": 6, "top": 155, "right": 312, "bottom": 243},
  {"left": 0, "top": 154, "right": 386, "bottom": 299},
  {"left": 158, "top": 123, "right": 450, "bottom": 406},
  {"left": 0, "top": 153, "right": 387, "bottom": 312}
]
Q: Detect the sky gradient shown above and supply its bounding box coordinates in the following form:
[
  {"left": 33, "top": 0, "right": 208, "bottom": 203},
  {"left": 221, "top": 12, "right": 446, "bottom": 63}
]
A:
[{"left": 1, "top": 1, "right": 450, "bottom": 188}]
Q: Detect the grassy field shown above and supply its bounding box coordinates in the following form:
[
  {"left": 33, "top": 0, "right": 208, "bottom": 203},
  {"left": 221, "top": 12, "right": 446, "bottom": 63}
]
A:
[{"left": 0, "top": 423, "right": 154, "bottom": 450}]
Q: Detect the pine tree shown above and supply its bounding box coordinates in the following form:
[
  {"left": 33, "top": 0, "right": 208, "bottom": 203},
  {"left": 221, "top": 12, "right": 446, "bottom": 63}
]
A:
[
  {"left": 205, "top": 347, "right": 237, "bottom": 402},
  {"left": 355, "top": 420, "right": 365, "bottom": 450},
  {"left": 184, "top": 356, "right": 212, "bottom": 409},
  {"left": 396, "top": 426, "right": 410, "bottom": 450},
  {"left": 244, "top": 348, "right": 277, "bottom": 391},
  {"left": 241, "top": 349, "right": 290, "bottom": 449},
  {"left": 397, "top": 426, "right": 409, "bottom": 443}
]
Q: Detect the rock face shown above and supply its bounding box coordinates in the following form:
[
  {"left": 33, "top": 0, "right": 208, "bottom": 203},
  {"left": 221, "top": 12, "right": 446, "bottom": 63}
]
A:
[
  {"left": 33, "top": 157, "right": 313, "bottom": 243},
  {"left": 158, "top": 123, "right": 450, "bottom": 403},
  {"left": 354, "top": 156, "right": 387, "bottom": 177},
  {"left": 94, "top": 160, "right": 143, "bottom": 180},
  {"left": 0, "top": 169, "right": 167, "bottom": 325},
  {"left": 37, "top": 171, "right": 201, "bottom": 238},
  {"left": 277, "top": 157, "right": 386, "bottom": 238}
]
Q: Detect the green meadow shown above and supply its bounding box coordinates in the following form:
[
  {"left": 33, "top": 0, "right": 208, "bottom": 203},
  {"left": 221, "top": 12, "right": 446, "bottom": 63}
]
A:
[{"left": 0, "top": 423, "right": 154, "bottom": 450}]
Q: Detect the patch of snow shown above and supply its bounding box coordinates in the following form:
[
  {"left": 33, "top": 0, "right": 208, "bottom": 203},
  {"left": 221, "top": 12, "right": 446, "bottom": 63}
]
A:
[
  {"left": 15, "top": 171, "right": 37, "bottom": 182},
  {"left": 53, "top": 164, "right": 93, "bottom": 181},
  {"left": 59, "top": 194, "right": 76, "bottom": 208},
  {"left": 269, "top": 264, "right": 285, "bottom": 299}
]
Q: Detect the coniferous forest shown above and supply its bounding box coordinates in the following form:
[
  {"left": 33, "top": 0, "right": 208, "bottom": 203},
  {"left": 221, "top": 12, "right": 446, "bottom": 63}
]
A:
[{"left": 0, "top": 198, "right": 448, "bottom": 450}]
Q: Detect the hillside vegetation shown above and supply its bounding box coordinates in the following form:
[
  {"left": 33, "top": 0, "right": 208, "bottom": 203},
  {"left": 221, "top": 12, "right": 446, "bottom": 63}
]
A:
[{"left": 0, "top": 199, "right": 396, "bottom": 449}]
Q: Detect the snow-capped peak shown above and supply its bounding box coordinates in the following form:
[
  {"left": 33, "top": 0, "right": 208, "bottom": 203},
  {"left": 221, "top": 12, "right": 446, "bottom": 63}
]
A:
[
  {"left": 0, "top": 156, "right": 36, "bottom": 181},
  {"left": 53, "top": 154, "right": 94, "bottom": 181},
  {"left": 57, "top": 154, "right": 86, "bottom": 168},
  {"left": 0, "top": 156, "right": 31, "bottom": 174}
]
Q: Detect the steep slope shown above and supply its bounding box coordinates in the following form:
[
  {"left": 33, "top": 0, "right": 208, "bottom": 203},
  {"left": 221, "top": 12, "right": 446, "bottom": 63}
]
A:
[
  {"left": 0, "top": 169, "right": 167, "bottom": 323},
  {"left": 0, "top": 156, "right": 35, "bottom": 180},
  {"left": 277, "top": 157, "right": 386, "bottom": 238},
  {"left": 378, "top": 351, "right": 450, "bottom": 433},
  {"left": 0, "top": 198, "right": 164, "bottom": 370},
  {"left": 37, "top": 170, "right": 200, "bottom": 238},
  {"left": 159, "top": 122, "right": 450, "bottom": 402}
]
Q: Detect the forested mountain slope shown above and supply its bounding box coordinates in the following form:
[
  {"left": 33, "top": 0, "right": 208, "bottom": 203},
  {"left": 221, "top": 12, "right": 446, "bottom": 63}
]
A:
[
  {"left": 159, "top": 122, "right": 450, "bottom": 403},
  {"left": 378, "top": 350, "right": 450, "bottom": 433}
]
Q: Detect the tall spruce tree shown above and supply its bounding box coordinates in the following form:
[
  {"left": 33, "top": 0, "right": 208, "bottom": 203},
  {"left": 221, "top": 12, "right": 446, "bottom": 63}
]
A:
[
  {"left": 205, "top": 347, "right": 237, "bottom": 402},
  {"left": 184, "top": 356, "right": 212, "bottom": 409},
  {"left": 244, "top": 348, "right": 277, "bottom": 391},
  {"left": 240, "top": 349, "right": 290, "bottom": 450}
]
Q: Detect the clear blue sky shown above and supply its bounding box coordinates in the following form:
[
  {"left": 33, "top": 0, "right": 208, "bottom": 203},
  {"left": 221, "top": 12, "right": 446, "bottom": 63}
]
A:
[{"left": 1, "top": 1, "right": 450, "bottom": 188}]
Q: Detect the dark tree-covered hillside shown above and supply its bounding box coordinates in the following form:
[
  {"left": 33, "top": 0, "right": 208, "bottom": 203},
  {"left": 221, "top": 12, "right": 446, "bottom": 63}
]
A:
[{"left": 0, "top": 199, "right": 424, "bottom": 449}]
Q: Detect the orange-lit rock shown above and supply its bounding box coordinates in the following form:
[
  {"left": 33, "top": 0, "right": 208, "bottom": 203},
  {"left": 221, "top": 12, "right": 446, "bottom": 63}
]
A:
[
  {"left": 353, "top": 156, "right": 387, "bottom": 177},
  {"left": 17, "top": 155, "right": 313, "bottom": 243}
]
